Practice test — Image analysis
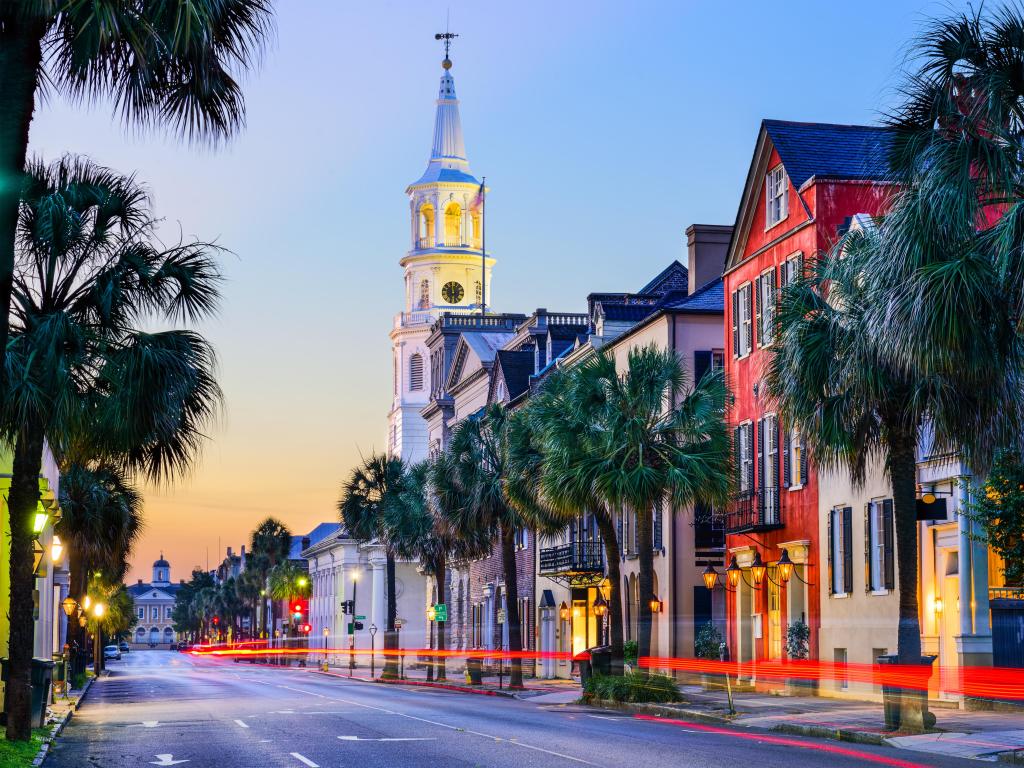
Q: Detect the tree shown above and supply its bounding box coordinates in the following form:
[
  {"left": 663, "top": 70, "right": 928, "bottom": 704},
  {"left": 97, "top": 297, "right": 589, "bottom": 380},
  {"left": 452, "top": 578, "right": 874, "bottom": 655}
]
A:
[
  {"left": 338, "top": 454, "right": 405, "bottom": 679},
  {"left": 970, "top": 450, "right": 1024, "bottom": 587},
  {"left": 172, "top": 570, "right": 216, "bottom": 642},
  {"left": 0, "top": 0, "right": 274, "bottom": 395},
  {"left": 248, "top": 517, "right": 292, "bottom": 637},
  {"left": 0, "top": 156, "right": 222, "bottom": 740},
  {"left": 765, "top": 239, "right": 943, "bottom": 730},
  {"left": 433, "top": 404, "right": 565, "bottom": 689},
  {"left": 57, "top": 463, "right": 143, "bottom": 662},
  {"left": 268, "top": 560, "right": 311, "bottom": 635},
  {"left": 391, "top": 460, "right": 490, "bottom": 680}
]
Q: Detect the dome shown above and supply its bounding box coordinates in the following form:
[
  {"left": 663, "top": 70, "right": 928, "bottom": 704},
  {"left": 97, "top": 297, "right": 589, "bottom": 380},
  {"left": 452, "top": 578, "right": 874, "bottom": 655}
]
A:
[{"left": 153, "top": 554, "right": 169, "bottom": 568}]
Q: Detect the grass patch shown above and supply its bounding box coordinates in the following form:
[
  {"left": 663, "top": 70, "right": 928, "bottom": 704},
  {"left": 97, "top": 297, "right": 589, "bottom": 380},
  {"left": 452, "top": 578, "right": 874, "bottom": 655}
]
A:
[
  {"left": 0, "top": 728, "right": 49, "bottom": 767},
  {"left": 583, "top": 671, "right": 683, "bottom": 704}
]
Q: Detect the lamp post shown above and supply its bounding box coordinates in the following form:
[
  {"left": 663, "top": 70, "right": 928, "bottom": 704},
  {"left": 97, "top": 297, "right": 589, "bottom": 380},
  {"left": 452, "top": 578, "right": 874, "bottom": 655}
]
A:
[
  {"left": 593, "top": 592, "right": 608, "bottom": 645},
  {"left": 369, "top": 624, "right": 377, "bottom": 679},
  {"left": 349, "top": 570, "right": 360, "bottom": 674},
  {"left": 91, "top": 602, "right": 106, "bottom": 674},
  {"left": 322, "top": 627, "right": 329, "bottom": 671}
]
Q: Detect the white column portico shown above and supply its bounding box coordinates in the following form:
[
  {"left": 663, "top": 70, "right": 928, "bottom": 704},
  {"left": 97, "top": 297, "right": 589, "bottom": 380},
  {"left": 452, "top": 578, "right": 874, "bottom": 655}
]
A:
[{"left": 369, "top": 549, "right": 387, "bottom": 635}]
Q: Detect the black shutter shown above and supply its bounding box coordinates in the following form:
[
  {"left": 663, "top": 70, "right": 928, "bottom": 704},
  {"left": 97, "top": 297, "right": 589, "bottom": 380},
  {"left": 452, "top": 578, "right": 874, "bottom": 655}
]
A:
[
  {"left": 745, "top": 425, "right": 754, "bottom": 492},
  {"left": 754, "top": 275, "right": 763, "bottom": 347},
  {"left": 799, "top": 434, "right": 808, "bottom": 486},
  {"left": 883, "top": 498, "right": 895, "bottom": 590},
  {"left": 768, "top": 267, "right": 777, "bottom": 343},
  {"left": 733, "top": 426, "right": 742, "bottom": 489},
  {"left": 783, "top": 429, "right": 791, "bottom": 487},
  {"left": 694, "top": 350, "right": 712, "bottom": 385},
  {"left": 653, "top": 501, "right": 663, "bottom": 551},
  {"left": 827, "top": 510, "right": 834, "bottom": 595},
  {"left": 731, "top": 291, "right": 739, "bottom": 357},
  {"left": 755, "top": 418, "right": 763, "bottom": 491},
  {"left": 864, "top": 504, "right": 872, "bottom": 593},
  {"left": 842, "top": 506, "right": 853, "bottom": 595}
]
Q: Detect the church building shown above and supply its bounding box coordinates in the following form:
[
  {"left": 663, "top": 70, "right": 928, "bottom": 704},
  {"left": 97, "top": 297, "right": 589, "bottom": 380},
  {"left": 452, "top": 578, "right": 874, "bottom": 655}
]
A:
[
  {"left": 128, "top": 555, "right": 182, "bottom": 647},
  {"left": 387, "top": 49, "right": 494, "bottom": 463}
]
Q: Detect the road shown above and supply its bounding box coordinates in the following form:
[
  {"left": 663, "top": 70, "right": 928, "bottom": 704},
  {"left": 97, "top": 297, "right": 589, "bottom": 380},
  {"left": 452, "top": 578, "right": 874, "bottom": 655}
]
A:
[{"left": 47, "top": 651, "right": 979, "bottom": 768}]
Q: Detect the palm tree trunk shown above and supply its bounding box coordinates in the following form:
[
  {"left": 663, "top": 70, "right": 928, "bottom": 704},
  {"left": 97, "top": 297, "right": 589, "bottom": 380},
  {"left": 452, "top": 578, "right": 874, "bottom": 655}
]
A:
[
  {"left": 890, "top": 432, "right": 931, "bottom": 731},
  {"left": 500, "top": 524, "right": 524, "bottom": 689},
  {"left": 382, "top": 551, "right": 399, "bottom": 679},
  {"left": 636, "top": 504, "right": 655, "bottom": 666},
  {"left": 435, "top": 558, "right": 447, "bottom": 680},
  {"left": 595, "top": 511, "right": 624, "bottom": 675},
  {"left": 0, "top": 17, "right": 44, "bottom": 399},
  {"left": 4, "top": 424, "right": 46, "bottom": 741}
]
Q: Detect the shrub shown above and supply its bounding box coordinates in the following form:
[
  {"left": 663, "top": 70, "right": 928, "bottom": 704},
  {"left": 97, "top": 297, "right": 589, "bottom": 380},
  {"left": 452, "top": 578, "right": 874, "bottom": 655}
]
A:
[
  {"left": 584, "top": 671, "right": 682, "bottom": 704},
  {"left": 72, "top": 671, "right": 88, "bottom": 690},
  {"left": 623, "top": 640, "right": 638, "bottom": 666},
  {"left": 694, "top": 623, "right": 723, "bottom": 661},
  {"left": 786, "top": 619, "right": 810, "bottom": 660}
]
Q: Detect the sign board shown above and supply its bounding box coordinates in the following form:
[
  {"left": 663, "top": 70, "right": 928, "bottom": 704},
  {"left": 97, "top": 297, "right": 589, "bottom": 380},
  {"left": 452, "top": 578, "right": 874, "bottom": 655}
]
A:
[
  {"left": 497, "top": 609, "right": 506, "bottom": 625},
  {"left": 355, "top": 615, "right": 366, "bottom": 620},
  {"left": 916, "top": 497, "right": 948, "bottom": 521},
  {"left": 433, "top": 604, "right": 448, "bottom": 622}
]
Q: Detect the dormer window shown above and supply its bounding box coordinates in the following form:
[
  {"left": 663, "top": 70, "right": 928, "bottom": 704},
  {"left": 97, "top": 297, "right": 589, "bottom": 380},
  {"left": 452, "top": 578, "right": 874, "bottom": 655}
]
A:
[{"left": 766, "top": 164, "right": 788, "bottom": 228}]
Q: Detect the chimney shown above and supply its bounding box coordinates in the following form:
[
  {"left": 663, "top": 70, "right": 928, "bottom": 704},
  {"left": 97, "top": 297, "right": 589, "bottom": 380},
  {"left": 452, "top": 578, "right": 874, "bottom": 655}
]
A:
[
  {"left": 226, "top": 546, "right": 233, "bottom": 558},
  {"left": 685, "top": 224, "right": 733, "bottom": 294},
  {"left": 301, "top": 536, "right": 310, "bottom": 551},
  {"left": 137, "top": 578, "right": 143, "bottom": 585}
]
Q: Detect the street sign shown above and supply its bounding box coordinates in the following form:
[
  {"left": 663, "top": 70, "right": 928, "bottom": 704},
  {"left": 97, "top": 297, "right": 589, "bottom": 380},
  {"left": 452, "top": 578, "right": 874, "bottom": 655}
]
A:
[
  {"left": 355, "top": 615, "right": 366, "bottom": 620},
  {"left": 433, "top": 603, "right": 447, "bottom": 622},
  {"left": 497, "top": 609, "right": 505, "bottom": 625},
  {"left": 395, "top": 619, "right": 403, "bottom": 629}
]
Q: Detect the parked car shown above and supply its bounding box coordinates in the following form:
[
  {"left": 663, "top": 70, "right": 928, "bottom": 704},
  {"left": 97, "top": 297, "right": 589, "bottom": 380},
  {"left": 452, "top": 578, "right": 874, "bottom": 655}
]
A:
[
  {"left": 103, "top": 645, "right": 121, "bottom": 661},
  {"left": 168, "top": 642, "right": 177, "bottom": 650},
  {"left": 118, "top": 641, "right": 130, "bottom": 653}
]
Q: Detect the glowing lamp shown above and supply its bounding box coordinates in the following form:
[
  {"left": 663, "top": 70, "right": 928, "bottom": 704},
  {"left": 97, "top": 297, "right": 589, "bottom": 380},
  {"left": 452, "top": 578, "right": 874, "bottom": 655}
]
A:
[
  {"left": 297, "top": 577, "right": 308, "bottom": 587},
  {"left": 292, "top": 603, "right": 303, "bottom": 614},
  {"left": 777, "top": 549, "right": 794, "bottom": 584},
  {"left": 426, "top": 606, "right": 436, "bottom": 621},
  {"left": 322, "top": 627, "right": 329, "bottom": 637},
  {"left": 61, "top": 597, "right": 77, "bottom": 617},
  {"left": 92, "top": 602, "right": 105, "bottom": 619},
  {"left": 702, "top": 564, "right": 719, "bottom": 591},
  {"left": 83, "top": 595, "right": 92, "bottom": 611},
  {"left": 78, "top": 616, "right": 87, "bottom": 628},
  {"left": 726, "top": 556, "right": 742, "bottom": 588},
  {"left": 558, "top": 601, "right": 570, "bottom": 621},
  {"left": 593, "top": 593, "right": 608, "bottom": 617},
  {"left": 32, "top": 510, "right": 49, "bottom": 534},
  {"left": 750, "top": 552, "right": 767, "bottom": 587},
  {"left": 920, "top": 484, "right": 937, "bottom": 505},
  {"left": 649, "top": 594, "right": 663, "bottom": 613},
  {"left": 50, "top": 535, "right": 64, "bottom": 564},
  {"left": 934, "top": 597, "right": 943, "bottom": 613}
]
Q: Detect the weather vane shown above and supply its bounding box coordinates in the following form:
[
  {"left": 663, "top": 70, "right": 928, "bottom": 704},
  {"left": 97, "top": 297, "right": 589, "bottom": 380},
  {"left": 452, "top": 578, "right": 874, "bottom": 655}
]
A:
[{"left": 435, "top": 24, "right": 458, "bottom": 70}]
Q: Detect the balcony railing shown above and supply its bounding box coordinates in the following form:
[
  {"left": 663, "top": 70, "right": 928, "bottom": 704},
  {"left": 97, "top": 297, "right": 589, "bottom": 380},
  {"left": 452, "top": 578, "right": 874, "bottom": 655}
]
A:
[
  {"left": 539, "top": 541, "right": 603, "bottom": 575},
  {"left": 990, "top": 586, "right": 1024, "bottom": 600},
  {"left": 725, "top": 486, "right": 783, "bottom": 533}
]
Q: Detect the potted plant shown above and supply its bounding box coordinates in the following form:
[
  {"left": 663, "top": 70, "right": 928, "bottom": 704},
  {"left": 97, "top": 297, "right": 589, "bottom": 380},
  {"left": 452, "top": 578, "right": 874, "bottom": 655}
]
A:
[{"left": 785, "top": 620, "right": 814, "bottom": 695}]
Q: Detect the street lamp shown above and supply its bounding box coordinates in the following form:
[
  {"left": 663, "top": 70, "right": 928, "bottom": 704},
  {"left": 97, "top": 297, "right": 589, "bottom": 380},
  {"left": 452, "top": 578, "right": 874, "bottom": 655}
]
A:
[
  {"left": 50, "top": 535, "right": 64, "bottom": 564},
  {"left": 558, "top": 601, "right": 570, "bottom": 621},
  {"left": 61, "top": 597, "right": 77, "bottom": 617},
  {"left": 776, "top": 549, "right": 794, "bottom": 584},
  {"left": 32, "top": 509, "right": 49, "bottom": 535},
  {"left": 92, "top": 602, "right": 106, "bottom": 619},
  {"left": 78, "top": 616, "right": 87, "bottom": 628},
  {"left": 750, "top": 551, "right": 767, "bottom": 587},
  {"left": 726, "top": 556, "right": 742, "bottom": 589},
  {"left": 702, "top": 564, "right": 719, "bottom": 591},
  {"left": 649, "top": 594, "right": 663, "bottom": 613},
  {"left": 593, "top": 593, "right": 608, "bottom": 617},
  {"left": 82, "top": 595, "right": 92, "bottom": 611}
]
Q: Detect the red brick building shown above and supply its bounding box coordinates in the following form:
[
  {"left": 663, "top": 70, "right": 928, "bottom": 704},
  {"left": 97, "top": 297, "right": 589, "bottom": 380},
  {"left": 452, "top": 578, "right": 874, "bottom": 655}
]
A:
[{"left": 721, "top": 121, "right": 893, "bottom": 669}]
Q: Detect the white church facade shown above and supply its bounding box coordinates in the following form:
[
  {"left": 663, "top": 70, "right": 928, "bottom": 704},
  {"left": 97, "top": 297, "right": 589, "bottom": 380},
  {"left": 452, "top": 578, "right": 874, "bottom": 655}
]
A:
[
  {"left": 387, "top": 53, "right": 495, "bottom": 463},
  {"left": 128, "top": 555, "right": 182, "bottom": 647}
]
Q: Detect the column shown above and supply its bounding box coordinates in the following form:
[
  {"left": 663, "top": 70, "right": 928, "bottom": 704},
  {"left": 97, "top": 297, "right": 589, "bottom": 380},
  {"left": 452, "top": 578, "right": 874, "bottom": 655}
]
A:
[
  {"left": 956, "top": 479, "right": 993, "bottom": 668},
  {"left": 370, "top": 551, "right": 386, "bottom": 636}
]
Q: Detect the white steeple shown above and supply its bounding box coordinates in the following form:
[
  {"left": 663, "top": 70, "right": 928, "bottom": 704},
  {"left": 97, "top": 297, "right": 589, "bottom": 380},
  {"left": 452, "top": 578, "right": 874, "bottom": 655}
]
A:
[{"left": 410, "top": 59, "right": 478, "bottom": 188}]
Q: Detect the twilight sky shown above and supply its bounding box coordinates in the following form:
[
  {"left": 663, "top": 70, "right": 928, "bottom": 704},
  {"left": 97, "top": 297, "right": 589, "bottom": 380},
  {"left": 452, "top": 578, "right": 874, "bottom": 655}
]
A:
[{"left": 26, "top": 0, "right": 952, "bottom": 583}]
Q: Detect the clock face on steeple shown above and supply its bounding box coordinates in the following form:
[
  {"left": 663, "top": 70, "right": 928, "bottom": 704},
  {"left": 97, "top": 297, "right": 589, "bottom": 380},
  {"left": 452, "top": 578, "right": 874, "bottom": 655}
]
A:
[{"left": 442, "top": 281, "right": 465, "bottom": 303}]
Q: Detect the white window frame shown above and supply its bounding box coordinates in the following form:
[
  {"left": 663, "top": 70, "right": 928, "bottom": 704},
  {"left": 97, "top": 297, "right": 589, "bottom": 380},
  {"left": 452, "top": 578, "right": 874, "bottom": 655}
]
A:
[
  {"left": 780, "top": 252, "right": 802, "bottom": 288},
  {"left": 765, "top": 164, "right": 789, "bottom": 229},
  {"left": 868, "top": 500, "right": 890, "bottom": 594},
  {"left": 831, "top": 507, "right": 848, "bottom": 596},
  {"left": 738, "top": 420, "right": 753, "bottom": 494},
  {"left": 758, "top": 268, "right": 776, "bottom": 347},
  {"left": 789, "top": 428, "right": 804, "bottom": 490},
  {"left": 737, "top": 283, "right": 753, "bottom": 358}
]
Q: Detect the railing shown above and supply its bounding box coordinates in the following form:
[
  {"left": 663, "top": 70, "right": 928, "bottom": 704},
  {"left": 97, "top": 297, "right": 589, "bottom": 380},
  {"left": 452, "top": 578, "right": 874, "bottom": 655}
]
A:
[
  {"left": 990, "top": 586, "right": 1024, "bottom": 600},
  {"left": 725, "top": 486, "right": 782, "bottom": 533},
  {"left": 438, "top": 314, "right": 525, "bottom": 330},
  {"left": 539, "top": 541, "right": 604, "bottom": 574},
  {"left": 417, "top": 236, "right": 434, "bottom": 249}
]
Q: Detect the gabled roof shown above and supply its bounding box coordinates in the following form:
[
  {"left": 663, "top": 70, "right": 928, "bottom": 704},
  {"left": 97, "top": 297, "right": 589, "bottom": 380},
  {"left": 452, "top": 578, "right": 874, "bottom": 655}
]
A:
[
  {"left": 489, "top": 350, "right": 535, "bottom": 403},
  {"left": 662, "top": 277, "right": 724, "bottom": 313},
  {"left": 763, "top": 120, "right": 894, "bottom": 189},
  {"left": 446, "top": 331, "right": 513, "bottom": 392},
  {"left": 289, "top": 523, "right": 341, "bottom": 560},
  {"left": 637, "top": 259, "right": 688, "bottom": 296},
  {"left": 127, "top": 583, "right": 181, "bottom": 599},
  {"left": 597, "top": 303, "right": 659, "bottom": 323}
]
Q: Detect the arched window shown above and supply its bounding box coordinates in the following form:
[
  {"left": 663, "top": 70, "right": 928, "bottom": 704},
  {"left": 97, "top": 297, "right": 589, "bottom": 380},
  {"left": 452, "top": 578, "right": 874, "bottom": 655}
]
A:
[
  {"left": 418, "top": 279, "right": 430, "bottom": 310},
  {"left": 418, "top": 204, "right": 435, "bottom": 247},
  {"left": 444, "top": 202, "right": 462, "bottom": 245},
  {"left": 409, "top": 353, "right": 424, "bottom": 391}
]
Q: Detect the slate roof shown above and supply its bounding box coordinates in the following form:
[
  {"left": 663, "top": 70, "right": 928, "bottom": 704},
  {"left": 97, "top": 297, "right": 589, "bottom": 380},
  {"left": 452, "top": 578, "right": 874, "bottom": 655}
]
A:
[
  {"left": 637, "top": 260, "right": 689, "bottom": 296},
  {"left": 289, "top": 522, "right": 341, "bottom": 560},
  {"left": 462, "top": 332, "right": 513, "bottom": 363},
  {"left": 599, "top": 303, "right": 660, "bottom": 322},
  {"left": 662, "top": 278, "right": 724, "bottom": 313},
  {"left": 494, "top": 350, "right": 535, "bottom": 401},
  {"left": 763, "top": 120, "right": 894, "bottom": 189}
]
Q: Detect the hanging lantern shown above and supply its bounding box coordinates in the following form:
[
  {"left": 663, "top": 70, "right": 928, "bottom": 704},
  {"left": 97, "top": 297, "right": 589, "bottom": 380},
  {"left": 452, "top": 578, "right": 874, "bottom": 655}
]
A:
[
  {"left": 649, "top": 593, "right": 663, "bottom": 613},
  {"left": 61, "top": 597, "right": 77, "bottom": 617},
  {"left": 702, "top": 564, "right": 719, "bottom": 591},
  {"left": 750, "top": 552, "right": 767, "bottom": 587},
  {"left": 593, "top": 593, "right": 608, "bottom": 617},
  {"left": 777, "top": 549, "right": 794, "bottom": 584},
  {"left": 558, "top": 601, "right": 570, "bottom": 621},
  {"left": 726, "top": 556, "right": 742, "bottom": 588}
]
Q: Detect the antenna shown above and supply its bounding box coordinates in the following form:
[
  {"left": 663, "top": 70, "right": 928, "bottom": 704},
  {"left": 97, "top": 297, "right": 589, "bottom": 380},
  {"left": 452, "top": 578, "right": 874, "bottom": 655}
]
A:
[{"left": 435, "top": 14, "right": 458, "bottom": 68}]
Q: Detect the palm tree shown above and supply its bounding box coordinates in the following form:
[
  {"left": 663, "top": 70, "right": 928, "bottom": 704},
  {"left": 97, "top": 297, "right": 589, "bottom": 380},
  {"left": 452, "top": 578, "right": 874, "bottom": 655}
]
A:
[
  {"left": 249, "top": 517, "right": 292, "bottom": 637},
  {"left": 339, "top": 453, "right": 405, "bottom": 680},
  {"left": 764, "top": 238, "right": 943, "bottom": 731},
  {"left": 0, "top": 156, "right": 222, "bottom": 740},
  {"left": 268, "top": 559, "right": 311, "bottom": 634},
  {"left": 0, "top": 1, "right": 274, "bottom": 382},
  {"left": 520, "top": 359, "right": 627, "bottom": 674},
  {"left": 558, "top": 346, "right": 731, "bottom": 665},
  {"left": 390, "top": 460, "right": 490, "bottom": 680}
]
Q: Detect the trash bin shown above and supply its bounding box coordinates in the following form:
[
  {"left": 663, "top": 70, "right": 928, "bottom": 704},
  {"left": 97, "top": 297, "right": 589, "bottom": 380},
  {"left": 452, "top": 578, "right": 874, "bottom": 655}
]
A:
[
  {"left": 30, "top": 658, "right": 55, "bottom": 728},
  {"left": 877, "top": 654, "right": 937, "bottom": 731},
  {"left": 51, "top": 654, "right": 65, "bottom": 697},
  {"left": 573, "top": 650, "right": 593, "bottom": 690},
  {"left": 465, "top": 656, "right": 483, "bottom": 685},
  {"left": 589, "top": 645, "right": 613, "bottom": 677}
]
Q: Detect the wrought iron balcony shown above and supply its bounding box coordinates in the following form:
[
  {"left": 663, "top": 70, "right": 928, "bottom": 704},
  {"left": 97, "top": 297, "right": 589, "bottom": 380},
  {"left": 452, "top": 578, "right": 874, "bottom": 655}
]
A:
[
  {"left": 539, "top": 541, "right": 604, "bottom": 585},
  {"left": 725, "top": 486, "right": 783, "bottom": 534}
]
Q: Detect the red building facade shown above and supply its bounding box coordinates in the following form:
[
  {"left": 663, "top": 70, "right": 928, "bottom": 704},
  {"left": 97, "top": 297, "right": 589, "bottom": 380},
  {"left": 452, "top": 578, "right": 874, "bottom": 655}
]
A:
[{"left": 721, "top": 121, "right": 893, "bottom": 670}]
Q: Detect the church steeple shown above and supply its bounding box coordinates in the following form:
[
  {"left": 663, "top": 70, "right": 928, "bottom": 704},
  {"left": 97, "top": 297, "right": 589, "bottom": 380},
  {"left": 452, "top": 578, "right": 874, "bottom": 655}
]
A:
[{"left": 410, "top": 56, "right": 477, "bottom": 188}]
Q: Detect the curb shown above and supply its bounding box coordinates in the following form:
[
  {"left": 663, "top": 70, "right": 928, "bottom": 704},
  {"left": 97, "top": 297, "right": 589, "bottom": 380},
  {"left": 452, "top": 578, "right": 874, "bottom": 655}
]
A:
[
  {"left": 770, "top": 722, "right": 889, "bottom": 747},
  {"left": 585, "top": 698, "right": 736, "bottom": 724},
  {"left": 313, "top": 667, "right": 518, "bottom": 698},
  {"left": 998, "top": 749, "right": 1024, "bottom": 764},
  {"left": 33, "top": 676, "right": 94, "bottom": 767}
]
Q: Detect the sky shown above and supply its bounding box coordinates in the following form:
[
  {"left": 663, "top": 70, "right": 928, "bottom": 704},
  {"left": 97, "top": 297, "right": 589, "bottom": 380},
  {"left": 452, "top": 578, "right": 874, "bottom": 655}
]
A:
[{"left": 25, "top": 0, "right": 959, "bottom": 583}]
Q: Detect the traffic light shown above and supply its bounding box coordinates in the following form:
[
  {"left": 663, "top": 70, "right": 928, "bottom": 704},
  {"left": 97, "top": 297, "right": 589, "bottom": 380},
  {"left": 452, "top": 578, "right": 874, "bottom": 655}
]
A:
[
  {"left": 300, "top": 623, "right": 312, "bottom": 634},
  {"left": 212, "top": 616, "right": 220, "bottom": 626},
  {"left": 354, "top": 621, "right": 364, "bottom": 631},
  {"left": 341, "top": 600, "right": 354, "bottom": 615}
]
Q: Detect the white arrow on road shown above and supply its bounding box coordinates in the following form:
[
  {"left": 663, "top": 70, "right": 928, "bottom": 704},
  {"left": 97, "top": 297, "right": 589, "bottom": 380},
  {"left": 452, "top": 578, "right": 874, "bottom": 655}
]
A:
[
  {"left": 338, "top": 736, "right": 436, "bottom": 742},
  {"left": 149, "top": 755, "right": 189, "bottom": 766},
  {"left": 133, "top": 721, "right": 159, "bottom": 728}
]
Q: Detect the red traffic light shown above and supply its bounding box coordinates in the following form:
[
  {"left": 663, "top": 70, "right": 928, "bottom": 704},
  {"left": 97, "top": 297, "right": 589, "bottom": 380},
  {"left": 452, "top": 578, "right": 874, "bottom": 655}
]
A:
[
  {"left": 292, "top": 603, "right": 303, "bottom": 613},
  {"left": 300, "top": 624, "right": 312, "bottom": 634},
  {"left": 212, "top": 616, "right": 219, "bottom": 625}
]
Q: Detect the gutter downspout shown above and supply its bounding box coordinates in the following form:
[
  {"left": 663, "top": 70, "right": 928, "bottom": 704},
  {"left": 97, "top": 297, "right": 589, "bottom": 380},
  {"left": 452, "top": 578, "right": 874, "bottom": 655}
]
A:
[{"left": 669, "top": 313, "right": 678, "bottom": 665}]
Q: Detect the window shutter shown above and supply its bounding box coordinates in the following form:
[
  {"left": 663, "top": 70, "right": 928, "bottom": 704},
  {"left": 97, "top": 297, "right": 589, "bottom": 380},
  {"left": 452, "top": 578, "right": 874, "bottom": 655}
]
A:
[
  {"left": 783, "top": 429, "right": 791, "bottom": 488},
  {"left": 754, "top": 275, "right": 763, "bottom": 347},
  {"left": 768, "top": 267, "right": 777, "bottom": 343},
  {"left": 744, "top": 285, "right": 753, "bottom": 354},
  {"left": 864, "top": 504, "right": 872, "bottom": 593},
  {"left": 770, "top": 417, "right": 779, "bottom": 487},
  {"left": 883, "top": 498, "right": 895, "bottom": 590},
  {"left": 653, "top": 501, "right": 663, "bottom": 551},
  {"left": 842, "top": 506, "right": 853, "bottom": 595},
  {"left": 755, "top": 418, "right": 763, "bottom": 490},
  {"left": 733, "top": 426, "right": 742, "bottom": 489},
  {"left": 745, "top": 424, "right": 754, "bottom": 493},
  {"left": 799, "top": 434, "right": 808, "bottom": 486},
  {"left": 827, "top": 510, "right": 834, "bottom": 596},
  {"left": 694, "top": 350, "right": 712, "bottom": 385},
  {"left": 731, "top": 291, "right": 739, "bottom": 357}
]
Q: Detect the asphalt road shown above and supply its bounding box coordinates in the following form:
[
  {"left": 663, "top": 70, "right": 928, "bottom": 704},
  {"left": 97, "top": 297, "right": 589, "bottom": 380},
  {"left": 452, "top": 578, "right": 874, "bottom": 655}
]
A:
[{"left": 46, "top": 651, "right": 980, "bottom": 768}]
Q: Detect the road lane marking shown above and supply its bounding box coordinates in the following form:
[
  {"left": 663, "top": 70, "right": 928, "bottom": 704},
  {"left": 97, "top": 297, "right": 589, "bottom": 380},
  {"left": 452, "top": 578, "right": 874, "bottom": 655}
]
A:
[
  {"left": 233, "top": 719, "right": 249, "bottom": 728},
  {"left": 338, "top": 736, "right": 436, "bottom": 742},
  {"left": 149, "top": 756, "right": 189, "bottom": 766},
  {"left": 290, "top": 753, "right": 319, "bottom": 767},
  {"left": 132, "top": 721, "right": 160, "bottom": 728}
]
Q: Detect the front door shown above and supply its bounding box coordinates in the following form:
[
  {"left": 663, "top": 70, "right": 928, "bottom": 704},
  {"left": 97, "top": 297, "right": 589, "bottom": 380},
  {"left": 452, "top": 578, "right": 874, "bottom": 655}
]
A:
[{"left": 768, "top": 566, "right": 782, "bottom": 660}]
